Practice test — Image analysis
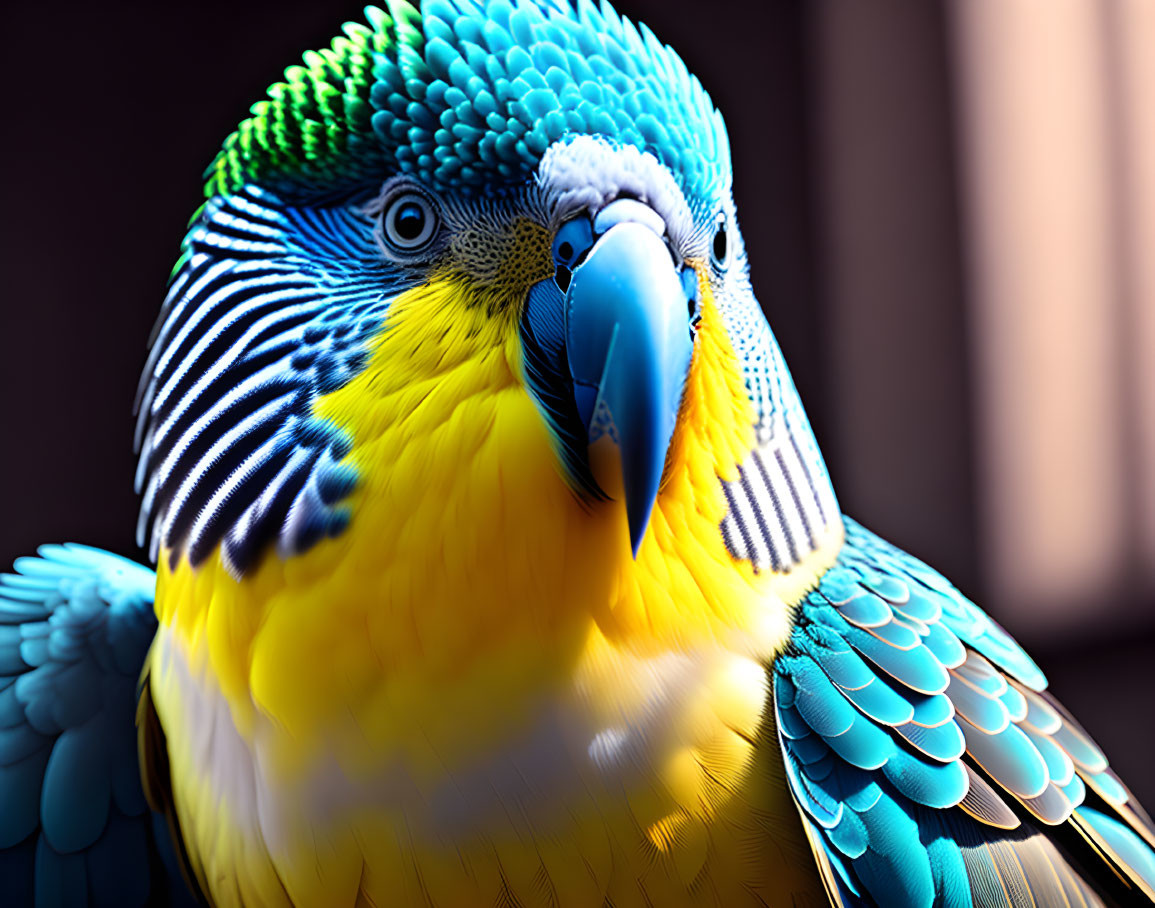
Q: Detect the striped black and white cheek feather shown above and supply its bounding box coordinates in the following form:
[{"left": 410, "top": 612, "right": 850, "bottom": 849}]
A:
[
  {"left": 135, "top": 185, "right": 416, "bottom": 577},
  {"left": 703, "top": 197, "right": 842, "bottom": 575},
  {"left": 719, "top": 438, "right": 839, "bottom": 574}
]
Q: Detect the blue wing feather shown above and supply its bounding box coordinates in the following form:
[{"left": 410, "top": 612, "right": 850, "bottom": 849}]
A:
[
  {"left": 1078, "top": 807, "right": 1155, "bottom": 896},
  {"left": 86, "top": 810, "right": 153, "bottom": 908},
  {"left": 778, "top": 517, "right": 1155, "bottom": 905},
  {"left": 0, "top": 545, "right": 194, "bottom": 906}
]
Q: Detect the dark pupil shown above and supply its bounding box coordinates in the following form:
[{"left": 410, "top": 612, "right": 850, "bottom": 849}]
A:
[
  {"left": 394, "top": 201, "right": 426, "bottom": 241},
  {"left": 713, "top": 226, "right": 727, "bottom": 264}
]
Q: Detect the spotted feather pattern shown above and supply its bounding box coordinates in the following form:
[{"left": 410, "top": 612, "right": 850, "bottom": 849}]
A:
[{"left": 777, "top": 518, "right": 1155, "bottom": 905}]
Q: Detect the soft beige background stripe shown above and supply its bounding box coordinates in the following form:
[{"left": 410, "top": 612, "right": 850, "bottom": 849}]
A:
[
  {"left": 949, "top": 0, "right": 1130, "bottom": 633},
  {"left": 1113, "top": 0, "right": 1155, "bottom": 582},
  {"left": 808, "top": 0, "right": 975, "bottom": 587}
]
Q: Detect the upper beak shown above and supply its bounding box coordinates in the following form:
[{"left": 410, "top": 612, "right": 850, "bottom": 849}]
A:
[{"left": 565, "top": 221, "right": 697, "bottom": 556}]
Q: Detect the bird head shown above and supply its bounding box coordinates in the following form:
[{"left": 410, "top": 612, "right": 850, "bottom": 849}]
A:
[{"left": 135, "top": 0, "right": 839, "bottom": 586}]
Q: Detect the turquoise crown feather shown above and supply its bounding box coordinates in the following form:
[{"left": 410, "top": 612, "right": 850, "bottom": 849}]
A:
[{"left": 206, "top": 0, "right": 731, "bottom": 200}]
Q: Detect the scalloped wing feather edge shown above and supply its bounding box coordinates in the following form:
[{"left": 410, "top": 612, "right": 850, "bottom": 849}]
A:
[
  {"left": 777, "top": 517, "right": 1155, "bottom": 906},
  {"left": 0, "top": 545, "right": 196, "bottom": 907}
]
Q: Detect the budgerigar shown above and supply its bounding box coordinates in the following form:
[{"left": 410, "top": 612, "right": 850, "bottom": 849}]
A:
[{"left": 2, "top": 2, "right": 1154, "bottom": 906}]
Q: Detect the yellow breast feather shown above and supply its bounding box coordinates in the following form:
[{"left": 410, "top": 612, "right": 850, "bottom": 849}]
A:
[{"left": 149, "top": 257, "right": 842, "bottom": 907}]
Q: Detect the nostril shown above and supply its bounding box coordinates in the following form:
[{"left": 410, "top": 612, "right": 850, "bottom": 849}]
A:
[
  {"left": 553, "top": 217, "right": 594, "bottom": 270},
  {"left": 555, "top": 265, "right": 572, "bottom": 293}
]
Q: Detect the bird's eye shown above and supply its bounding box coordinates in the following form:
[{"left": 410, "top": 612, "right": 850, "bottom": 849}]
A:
[
  {"left": 711, "top": 212, "right": 730, "bottom": 271},
  {"left": 381, "top": 190, "right": 439, "bottom": 252}
]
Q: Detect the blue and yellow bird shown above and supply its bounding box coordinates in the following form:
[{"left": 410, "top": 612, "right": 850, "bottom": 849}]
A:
[{"left": 2, "top": 2, "right": 1154, "bottom": 905}]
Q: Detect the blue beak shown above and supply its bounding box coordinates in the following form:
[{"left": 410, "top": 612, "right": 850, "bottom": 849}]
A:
[{"left": 565, "top": 222, "right": 696, "bottom": 556}]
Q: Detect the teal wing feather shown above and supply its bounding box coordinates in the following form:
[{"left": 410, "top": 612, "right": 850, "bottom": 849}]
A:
[
  {"left": 0, "top": 545, "right": 196, "bottom": 907},
  {"left": 776, "top": 517, "right": 1155, "bottom": 906}
]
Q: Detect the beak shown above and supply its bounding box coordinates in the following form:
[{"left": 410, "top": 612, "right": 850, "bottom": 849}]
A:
[{"left": 565, "top": 221, "right": 696, "bottom": 556}]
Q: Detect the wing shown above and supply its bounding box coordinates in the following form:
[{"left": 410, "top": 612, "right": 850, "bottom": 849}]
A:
[
  {"left": 0, "top": 544, "right": 196, "bottom": 907},
  {"left": 775, "top": 517, "right": 1155, "bottom": 907}
]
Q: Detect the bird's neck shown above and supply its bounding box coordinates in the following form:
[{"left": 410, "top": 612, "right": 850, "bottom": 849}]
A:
[
  {"left": 152, "top": 269, "right": 843, "bottom": 796},
  {"left": 148, "top": 274, "right": 842, "bottom": 904}
]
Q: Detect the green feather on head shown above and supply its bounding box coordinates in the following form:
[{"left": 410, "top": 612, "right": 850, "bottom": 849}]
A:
[{"left": 204, "top": 0, "right": 730, "bottom": 204}]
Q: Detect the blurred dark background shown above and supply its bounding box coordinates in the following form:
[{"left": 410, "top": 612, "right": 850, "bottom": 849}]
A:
[{"left": 2, "top": 1, "right": 1152, "bottom": 804}]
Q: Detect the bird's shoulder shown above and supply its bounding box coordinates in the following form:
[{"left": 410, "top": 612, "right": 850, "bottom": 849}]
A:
[
  {"left": 0, "top": 545, "right": 196, "bottom": 906},
  {"left": 774, "top": 517, "right": 1155, "bottom": 906}
]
